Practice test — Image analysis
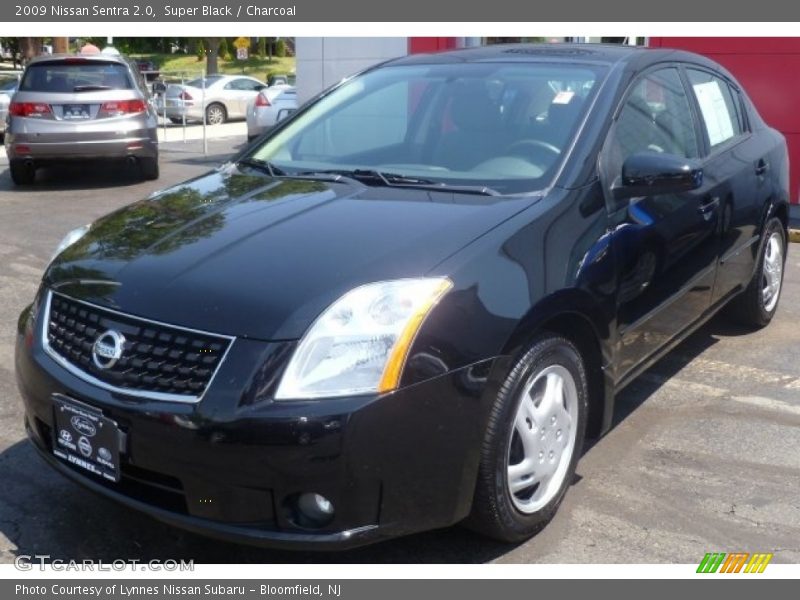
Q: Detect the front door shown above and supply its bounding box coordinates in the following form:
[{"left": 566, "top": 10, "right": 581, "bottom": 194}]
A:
[{"left": 602, "top": 67, "right": 720, "bottom": 379}]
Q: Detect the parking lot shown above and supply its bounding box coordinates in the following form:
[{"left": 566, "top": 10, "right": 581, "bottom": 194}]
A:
[{"left": 0, "top": 132, "right": 799, "bottom": 564}]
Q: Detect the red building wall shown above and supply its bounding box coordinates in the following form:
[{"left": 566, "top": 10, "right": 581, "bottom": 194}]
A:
[
  {"left": 650, "top": 37, "right": 800, "bottom": 204},
  {"left": 408, "top": 37, "right": 459, "bottom": 54}
]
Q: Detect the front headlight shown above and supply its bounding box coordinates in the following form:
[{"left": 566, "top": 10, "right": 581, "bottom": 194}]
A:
[
  {"left": 275, "top": 278, "right": 452, "bottom": 400},
  {"left": 49, "top": 224, "right": 90, "bottom": 265}
]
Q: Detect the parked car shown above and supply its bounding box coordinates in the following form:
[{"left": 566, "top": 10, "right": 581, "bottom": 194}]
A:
[
  {"left": 0, "top": 74, "right": 20, "bottom": 136},
  {"left": 5, "top": 53, "right": 159, "bottom": 184},
  {"left": 246, "top": 85, "right": 297, "bottom": 140},
  {"left": 16, "top": 44, "right": 788, "bottom": 549},
  {"left": 158, "top": 74, "right": 266, "bottom": 125},
  {"left": 135, "top": 59, "right": 156, "bottom": 73}
]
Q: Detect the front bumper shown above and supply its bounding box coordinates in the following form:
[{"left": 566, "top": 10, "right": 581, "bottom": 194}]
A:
[{"left": 15, "top": 300, "right": 496, "bottom": 549}]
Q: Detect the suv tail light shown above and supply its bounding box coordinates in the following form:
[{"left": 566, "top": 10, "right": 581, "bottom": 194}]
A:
[
  {"left": 179, "top": 91, "right": 193, "bottom": 101},
  {"left": 255, "top": 93, "right": 271, "bottom": 108},
  {"left": 9, "top": 102, "right": 53, "bottom": 118},
  {"left": 99, "top": 99, "right": 147, "bottom": 117}
]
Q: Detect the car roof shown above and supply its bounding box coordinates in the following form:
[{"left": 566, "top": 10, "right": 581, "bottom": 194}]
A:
[
  {"left": 26, "top": 53, "right": 130, "bottom": 66},
  {"left": 386, "top": 43, "right": 711, "bottom": 70}
]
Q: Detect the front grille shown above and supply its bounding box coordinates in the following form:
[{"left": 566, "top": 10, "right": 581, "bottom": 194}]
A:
[{"left": 44, "top": 291, "right": 233, "bottom": 401}]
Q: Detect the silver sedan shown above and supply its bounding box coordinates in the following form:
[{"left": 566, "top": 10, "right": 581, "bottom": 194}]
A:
[
  {"left": 158, "top": 74, "right": 266, "bottom": 125},
  {"left": 246, "top": 85, "right": 297, "bottom": 141}
]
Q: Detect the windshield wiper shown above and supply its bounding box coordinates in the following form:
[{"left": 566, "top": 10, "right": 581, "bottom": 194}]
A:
[
  {"left": 296, "top": 169, "right": 501, "bottom": 196},
  {"left": 72, "top": 85, "right": 113, "bottom": 92},
  {"left": 237, "top": 158, "right": 286, "bottom": 177}
]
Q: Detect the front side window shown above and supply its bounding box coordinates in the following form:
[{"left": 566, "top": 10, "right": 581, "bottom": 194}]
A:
[
  {"left": 687, "top": 69, "right": 743, "bottom": 149},
  {"left": 603, "top": 67, "right": 700, "bottom": 198},
  {"left": 251, "top": 63, "right": 605, "bottom": 195}
]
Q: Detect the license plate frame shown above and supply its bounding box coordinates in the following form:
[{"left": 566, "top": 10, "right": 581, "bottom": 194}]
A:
[
  {"left": 61, "top": 104, "right": 90, "bottom": 120},
  {"left": 51, "top": 394, "right": 123, "bottom": 483}
]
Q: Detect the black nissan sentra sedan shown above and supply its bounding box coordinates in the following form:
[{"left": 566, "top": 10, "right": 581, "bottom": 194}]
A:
[{"left": 16, "top": 44, "right": 789, "bottom": 549}]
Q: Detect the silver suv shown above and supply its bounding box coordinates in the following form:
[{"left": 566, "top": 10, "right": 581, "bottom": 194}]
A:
[{"left": 5, "top": 54, "right": 159, "bottom": 185}]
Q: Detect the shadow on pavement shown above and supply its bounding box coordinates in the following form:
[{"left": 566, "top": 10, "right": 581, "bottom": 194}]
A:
[
  {"left": 0, "top": 439, "right": 513, "bottom": 563},
  {"left": 2, "top": 161, "right": 152, "bottom": 192}
]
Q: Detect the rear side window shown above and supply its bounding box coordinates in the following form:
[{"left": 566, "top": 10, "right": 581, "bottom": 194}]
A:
[
  {"left": 0, "top": 77, "right": 17, "bottom": 92},
  {"left": 20, "top": 62, "right": 133, "bottom": 92},
  {"left": 687, "top": 69, "right": 744, "bottom": 149},
  {"left": 226, "top": 78, "right": 263, "bottom": 91},
  {"left": 186, "top": 75, "right": 223, "bottom": 88}
]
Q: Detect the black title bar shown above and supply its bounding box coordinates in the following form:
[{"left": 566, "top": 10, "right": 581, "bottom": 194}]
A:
[{"left": 2, "top": 0, "right": 799, "bottom": 22}]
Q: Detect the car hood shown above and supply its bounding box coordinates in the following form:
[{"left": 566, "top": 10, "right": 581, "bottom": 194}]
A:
[{"left": 46, "top": 165, "right": 539, "bottom": 340}]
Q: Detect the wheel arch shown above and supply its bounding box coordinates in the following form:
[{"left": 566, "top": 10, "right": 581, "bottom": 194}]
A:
[{"left": 500, "top": 290, "right": 614, "bottom": 440}]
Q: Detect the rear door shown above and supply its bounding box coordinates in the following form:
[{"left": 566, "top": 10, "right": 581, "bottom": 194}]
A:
[
  {"left": 683, "top": 67, "right": 766, "bottom": 305},
  {"left": 223, "top": 77, "right": 263, "bottom": 117},
  {"left": 602, "top": 66, "right": 720, "bottom": 378}
]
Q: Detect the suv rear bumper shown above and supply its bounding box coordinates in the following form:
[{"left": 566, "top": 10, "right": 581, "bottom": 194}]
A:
[{"left": 6, "top": 135, "right": 158, "bottom": 161}]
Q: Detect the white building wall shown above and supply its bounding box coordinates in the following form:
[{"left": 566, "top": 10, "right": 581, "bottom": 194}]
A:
[{"left": 295, "top": 37, "right": 409, "bottom": 104}]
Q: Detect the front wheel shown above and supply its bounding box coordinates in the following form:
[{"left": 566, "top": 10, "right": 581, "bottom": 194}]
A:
[
  {"left": 725, "top": 216, "right": 785, "bottom": 328},
  {"left": 466, "top": 334, "right": 588, "bottom": 542},
  {"left": 205, "top": 103, "right": 226, "bottom": 125}
]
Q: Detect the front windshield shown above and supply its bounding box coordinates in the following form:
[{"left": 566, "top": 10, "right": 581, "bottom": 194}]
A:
[{"left": 251, "top": 62, "right": 604, "bottom": 195}]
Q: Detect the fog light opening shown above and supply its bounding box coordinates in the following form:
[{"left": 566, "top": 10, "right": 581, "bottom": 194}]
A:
[{"left": 288, "top": 492, "right": 335, "bottom": 529}]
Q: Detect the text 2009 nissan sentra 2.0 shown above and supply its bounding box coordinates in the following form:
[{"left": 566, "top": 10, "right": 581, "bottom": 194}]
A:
[{"left": 15, "top": 44, "right": 788, "bottom": 549}]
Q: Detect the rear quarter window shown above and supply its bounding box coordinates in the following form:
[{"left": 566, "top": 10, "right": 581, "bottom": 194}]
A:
[{"left": 20, "top": 62, "right": 133, "bottom": 92}]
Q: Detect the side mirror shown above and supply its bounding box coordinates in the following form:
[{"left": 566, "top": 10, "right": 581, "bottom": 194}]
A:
[
  {"left": 254, "top": 84, "right": 267, "bottom": 92},
  {"left": 614, "top": 151, "right": 703, "bottom": 200}
]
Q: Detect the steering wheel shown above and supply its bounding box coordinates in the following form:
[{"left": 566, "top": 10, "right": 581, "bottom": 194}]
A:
[{"left": 504, "top": 139, "right": 562, "bottom": 165}]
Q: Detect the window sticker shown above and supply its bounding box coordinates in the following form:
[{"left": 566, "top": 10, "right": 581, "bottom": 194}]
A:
[
  {"left": 552, "top": 90, "right": 575, "bottom": 104},
  {"left": 693, "top": 80, "right": 735, "bottom": 146}
]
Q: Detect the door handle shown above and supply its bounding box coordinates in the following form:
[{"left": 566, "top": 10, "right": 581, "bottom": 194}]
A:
[
  {"left": 698, "top": 196, "right": 719, "bottom": 212},
  {"left": 697, "top": 196, "right": 719, "bottom": 219},
  {"left": 755, "top": 159, "right": 769, "bottom": 176}
]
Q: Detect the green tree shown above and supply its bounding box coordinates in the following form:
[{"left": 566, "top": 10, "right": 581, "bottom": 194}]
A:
[{"left": 275, "top": 39, "right": 286, "bottom": 58}]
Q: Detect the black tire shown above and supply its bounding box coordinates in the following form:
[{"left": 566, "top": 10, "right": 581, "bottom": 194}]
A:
[
  {"left": 139, "top": 156, "right": 160, "bottom": 180},
  {"left": 205, "top": 103, "right": 227, "bottom": 125},
  {"left": 466, "top": 334, "right": 588, "bottom": 543},
  {"left": 725, "top": 216, "right": 786, "bottom": 328},
  {"left": 9, "top": 159, "right": 35, "bottom": 185}
]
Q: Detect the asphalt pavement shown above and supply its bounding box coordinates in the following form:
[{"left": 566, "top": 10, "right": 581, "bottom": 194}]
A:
[{"left": 0, "top": 136, "right": 798, "bottom": 564}]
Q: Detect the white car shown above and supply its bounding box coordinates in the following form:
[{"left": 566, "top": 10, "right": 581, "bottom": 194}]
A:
[
  {"left": 246, "top": 85, "right": 297, "bottom": 141},
  {"left": 0, "top": 74, "right": 20, "bottom": 135},
  {"left": 159, "top": 74, "right": 266, "bottom": 125}
]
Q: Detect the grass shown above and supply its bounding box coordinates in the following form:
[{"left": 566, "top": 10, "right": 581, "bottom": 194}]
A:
[{"left": 130, "top": 53, "right": 295, "bottom": 81}]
